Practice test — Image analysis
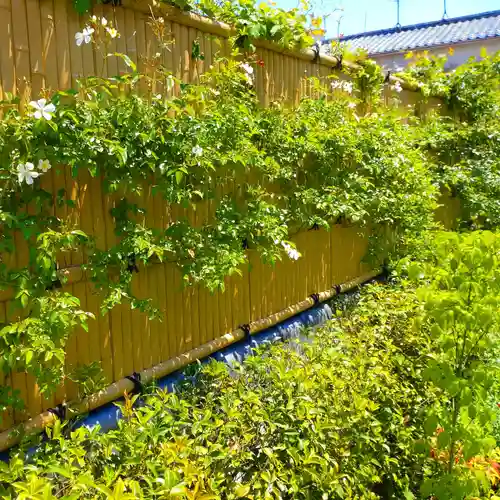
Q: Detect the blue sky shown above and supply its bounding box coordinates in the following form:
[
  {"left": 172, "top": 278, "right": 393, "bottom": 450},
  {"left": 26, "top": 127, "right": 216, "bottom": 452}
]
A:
[{"left": 276, "top": 0, "right": 500, "bottom": 37}]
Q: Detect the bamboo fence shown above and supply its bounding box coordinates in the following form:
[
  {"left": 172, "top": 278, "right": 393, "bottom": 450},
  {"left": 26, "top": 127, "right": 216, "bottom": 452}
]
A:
[{"left": 0, "top": 0, "right": 422, "bottom": 432}]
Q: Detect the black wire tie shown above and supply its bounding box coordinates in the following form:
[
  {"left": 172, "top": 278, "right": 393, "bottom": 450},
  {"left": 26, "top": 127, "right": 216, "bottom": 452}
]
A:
[
  {"left": 48, "top": 403, "right": 67, "bottom": 420},
  {"left": 125, "top": 372, "right": 143, "bottom": 394},
  {"left": 239, "top": 323, "right": 251, "bottom": 340},
  {"left": 309, "top": 293, "right": 320, "bottom": 305}
]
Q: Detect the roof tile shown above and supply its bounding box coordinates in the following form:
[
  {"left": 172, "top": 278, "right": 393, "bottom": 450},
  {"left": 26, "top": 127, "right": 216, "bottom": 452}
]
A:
[{"left": 323, "top": 9, "right": 500, "bottom": 55}]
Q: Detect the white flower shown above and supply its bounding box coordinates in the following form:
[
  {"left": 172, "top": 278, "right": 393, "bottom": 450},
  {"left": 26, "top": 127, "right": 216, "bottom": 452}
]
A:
[
  {"left": 240, "top": 62, "right": 254, "bottom": 75},
  {"left": 17, "top": 163, "right": 40, "bottom": 185},
  {"left": 192, "top": 145, "right": 203, "bottom": 157},
  {"left": 106, "top": 27, "right": 119, "bottom": 39},
  {"left": 391, "top": 81, "right": 403, "bottom": 93},
  {"left": 343, "top": 81, "right": 353, "bottom": 94},
  {"left": 282, "top": 241, "right": 300, "bottom": 261},
  {"left": 29, "top": 98, "right": 56, "bottom": 120},
  {"left": 75, "top": 26, "right": 94, "bottom": 46},
  {"left": 330, "top": 80, "right": 341, "bottom": 90},
  {"left": 348, "top": 102, "right": 357, "bottom": 109},
  {"left": 38, "top": 159, "right": 51, "bottom": 172},
  {"left": 91, "top": 15, "right": 97, "bottom": 22},
  {"left": 240, "top": 62, "right": 254, "bottom": 85},
  {"left": 101, "top": 17, "right": 108, "bottom": 26}
]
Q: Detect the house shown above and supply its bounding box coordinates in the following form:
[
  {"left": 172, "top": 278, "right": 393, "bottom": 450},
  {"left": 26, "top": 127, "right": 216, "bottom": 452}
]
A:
[{"left": 323, "top": 9, "right": 500, "bottom": 70}]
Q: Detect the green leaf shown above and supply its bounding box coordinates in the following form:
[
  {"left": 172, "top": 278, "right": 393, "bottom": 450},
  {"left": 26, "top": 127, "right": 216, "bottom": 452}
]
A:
[
  {"left": 234, "top": 484, "right": 251, "bottom": 497},
  {"left": 170, "top": 484, "right": 187, "bottom": 496}
]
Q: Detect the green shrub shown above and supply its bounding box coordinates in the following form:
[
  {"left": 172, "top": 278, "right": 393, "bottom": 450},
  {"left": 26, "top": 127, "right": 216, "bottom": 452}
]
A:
[
  {"left": 397, "top": 230, "right": 500, "bottom": 499},
  {"left": 4, "top": 231, "right": 500, "bottom": 499},
  {"left": 0, "top": 283, "right": 431, "bottom": 499}
]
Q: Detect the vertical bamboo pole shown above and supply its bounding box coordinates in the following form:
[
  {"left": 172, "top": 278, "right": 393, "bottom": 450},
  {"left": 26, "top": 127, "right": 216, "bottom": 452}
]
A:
[
  {"left": 171, "top": 22, "right": 181, "bottom": 96},
  {"left": 134, "top": 9, "right": 146, "bottom": 91},
  {"left": 66, "top": 4, "right": 84, "bottom": 89},
  {"left": 114, "top": 6, "right": 127, "bottom": 76},
  {"left": 11, "top": 0, "right": 31, "bottom": 98},
  {"left": 101, "top": 186, "right": 128, "bottom": 382},
  {"left": 89, "top": 176, "right": 114, "bottom": 384},
  {"left": 25, "top": 0, "right": 44, "bottom": 95},
  {"left": 144, "top": 184, "right": 161, "bottom": 368},
  {"left": 0, "top": 0, "right": 15, "bottom": 97},
  {"left": 0, "top": 301, "right": 14, "bottom": 430},
  {"left": 78, "top": 172, "right": 102, "bottom": 381},
  {"left": 39, "top": 0, "right": 59, "bottom": 91},
  {"left": 124, "top": 5, "right": 137, "bottom": 70}
]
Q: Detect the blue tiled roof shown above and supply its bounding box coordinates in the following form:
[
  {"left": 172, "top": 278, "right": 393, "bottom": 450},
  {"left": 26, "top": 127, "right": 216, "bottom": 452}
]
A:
[{"left": 325, "top": 9, "right": 500, "bottom": 55}]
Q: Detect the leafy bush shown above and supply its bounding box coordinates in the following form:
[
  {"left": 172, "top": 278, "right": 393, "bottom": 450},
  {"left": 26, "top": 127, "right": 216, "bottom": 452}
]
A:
[
  {"left": 0, "top": 283, "right": 431, "bottom": 499},
  {"left": 399, "top": 51, "right": 500, "bottom": 230},
  {"left": 4, "top": 231, "right": 500, "bottom": 499},
  {"left": 162, "top": 0, "right": 323, "bottom": 51},
  {"left": 397, "top": 230, "right": 500, "bottom": 499}
]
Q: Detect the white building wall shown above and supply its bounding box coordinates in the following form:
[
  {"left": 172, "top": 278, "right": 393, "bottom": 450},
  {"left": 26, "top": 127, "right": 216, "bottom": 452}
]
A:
[{"left": 371, "top": 38, "right": 500, "bottom": 71}]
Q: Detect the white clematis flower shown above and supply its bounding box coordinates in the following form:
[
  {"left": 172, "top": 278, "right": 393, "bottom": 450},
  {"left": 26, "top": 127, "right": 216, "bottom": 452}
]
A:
[
  {"left": 240, "top": 62, "right": 254, "bottom": 85},
  {"left": 282, "top": 241, "right": 300, "bottom": 260},
  {"left": 17, "top": 163, "right": 40, "bottom": 185},
  {"left": 192, "top": 145, "right": 203, "bottom": 157},
  {"left": 29, "top": 98, "right": 56, "bottom": 120},
  {"left": 38, "top": 159, "right": 51, "bottom": 172},
  {"left": 106, "top": 27, "right": 119, "bottom": 39},
  {"left": 240, "top": 62, "right": 254, "bottom": 75},
  {"left": 75, "top": 27, "right": 94, "bottom": 46},
  {"left": 391, "top": 81, "right": 403, "bottom": 93}
]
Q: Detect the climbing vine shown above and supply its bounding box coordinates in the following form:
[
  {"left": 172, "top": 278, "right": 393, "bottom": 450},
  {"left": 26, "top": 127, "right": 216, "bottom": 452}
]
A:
[
  {"left": 73, "top": 0, "right": 324, "bottom": 52},
  {"left": 397, "top": 51, "right": 500, "bottom": 228}
]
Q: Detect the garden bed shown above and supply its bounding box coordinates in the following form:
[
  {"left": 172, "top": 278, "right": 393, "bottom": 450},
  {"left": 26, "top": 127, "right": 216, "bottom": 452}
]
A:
[{"left": 3, "top": 230, "right": 500, "bottom": 499}]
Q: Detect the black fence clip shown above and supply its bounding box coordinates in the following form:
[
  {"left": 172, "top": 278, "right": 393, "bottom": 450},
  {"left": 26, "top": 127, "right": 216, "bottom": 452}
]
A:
[
  {"left": 312, "top": 42, "right": 321, "bottom": 63},
  {"left": 334, "top": 284, "right": 342, "bottom": 295},
  {"left": 46, "top": 278, "right": 62, "bottom": 291},
  {"left": 48, "top": 402, "right": 67, "bottom": 421},
  {"left": 127, "top": 255, "right": 139, "bottom": 274},
  {"left": 334, "top": 53, "right": 343, "bottom": 71},
  {"left": 309, "top": 293, "right": 320, "bottom": 305},
  {"left": 381, "top": 261, "right": 390, "bottom": 279},
  {"left": 125, "top": 372, "right": 143, "bottom": 394},
  {"left": 385, "top": 70, "right": 392, "bottom": 83},
  {"left": 239, "top": 323, "right": 251, "bottom": 340}
]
